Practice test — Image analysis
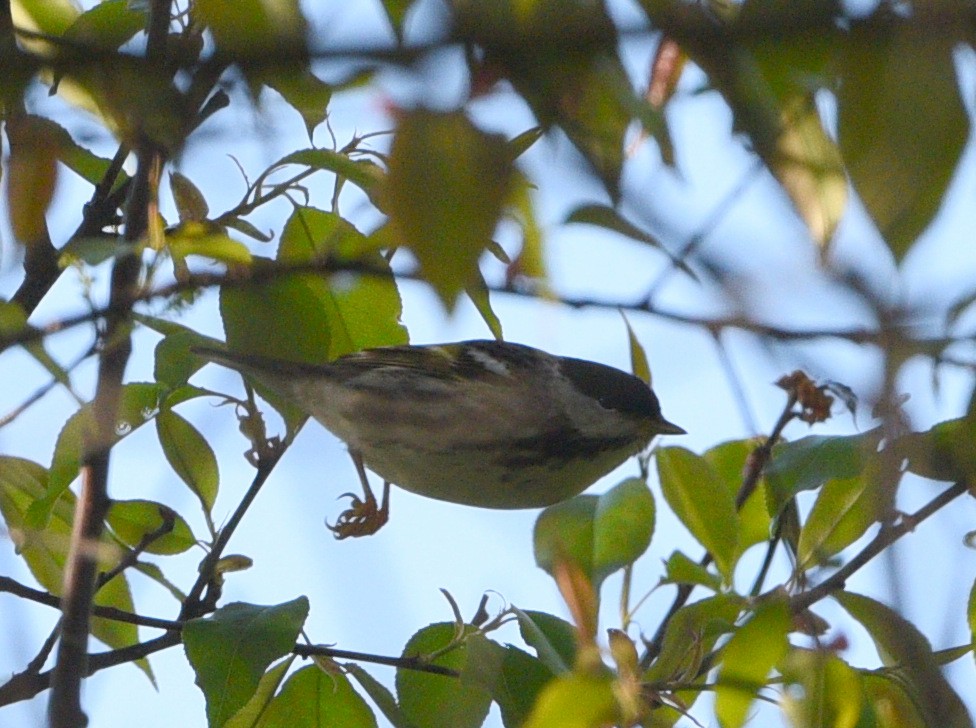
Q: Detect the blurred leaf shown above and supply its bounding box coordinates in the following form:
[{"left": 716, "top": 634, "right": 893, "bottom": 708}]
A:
[
  {"left": 168, "top": 228, "right": 253, "bottom": 265},
  {"left": 5, "top": 116, "right": 58, "bottom": 246},
  {"left": 523, "top": 673, "right": 617, "bottom": 728},
  {"left": 223, "top": 216, "right": 274, "bottom": 242},
  {"left": 714, "top": 598, "right": 790, "bottom": 728},
  {"left": 862, "top": 672, "right": 929, "bottom": 728},
  {"left": 465, "top": 272, "right": 504, "bottom": 341},
  {"left": 506, "top": 172, "right": 547, "bottom": 283},
  {"left": 262, "top": 68, "right": 332, "bottom": 141},
  {"left": 797, "top": 475, "right": 877, "bottom": 568},
  {"left": 346, "top": 664, "right": 416, "bottom": 728},
  {"left": 196, "top": 0, "right": 307, "bottom": 57},
  {"left": 156, "top": 409, "right": 219, "bottom": 512},
  {"left": 645, "top": 593, "right": 742, "bottom": 684},
  {"left": 838, "top": 14, "right": 968, "bottom": 260},
  {"left": 183, "top": 597, "right": 310, "bottom": 728},
  {"left": 566, "top": 204, "right": 665, "bottom": 251},
  {"left": 169, "top": 171, "right": 209, "bottom": 223},
  {"left": 257, "top": 665, "right": 377, "bottom": 728},
  {"left": 656, "top": 447, "right": 739, "bottom": 581},
  {"left": 225, "top": 657, "right": 294, "bottom": 728},
  {"left": 508, "top": 126, "right": 544, "bottom": 160},
  {"left": 380, "top": 0, "right": 413, "bottom": 39},
  {"left": 106, "top": 498, "right": 196, "bottom": 554},
  {"left": 835, "top": 591, "right": 973, "bottom": 728},
  {"left": 780, "top": 650, "right": 867, "bottom": 728},
  {"left": 661, "top": 550, "right": 721, "bottom": 591},
  {"left": 970, "top": 579, "right": 976, "bottom": 675},
  {"left": 12, "top": 0, "right": 78, "bottom": 37},
  {"left": 384, "top": 110, "right": 513, "bottom": 308},
  {"left": 620, "top": 313, "right": 650, "bottom": 385},
  {"left": 647, "top": 36, "right": 686, "bottom": 110},
  {"left": 513, "top": 608, "right": 576, "bottom": 675},
  {"left": 901, "top": 417, "right": 976, "bottom": 484},
  {"left": 396, "top": 622, "right": 492, "bottom": 728},
  {"left": 62, "top": 0, "right": 144, "bottom": 51},
  {"left": 0, "top": 456, "right": 140, "bottom": 657},
  {"left": 764, "top": 430, "right": 881, "bottom": 516}
]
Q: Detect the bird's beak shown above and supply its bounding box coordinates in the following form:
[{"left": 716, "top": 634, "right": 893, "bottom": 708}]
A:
[{"left": 657, "top": 418, "right": 686, "bottom": 435}]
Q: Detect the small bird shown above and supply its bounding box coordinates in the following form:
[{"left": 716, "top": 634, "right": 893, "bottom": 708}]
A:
[{"left": 193, "top": 340, "right": 684, "bottom": 537}]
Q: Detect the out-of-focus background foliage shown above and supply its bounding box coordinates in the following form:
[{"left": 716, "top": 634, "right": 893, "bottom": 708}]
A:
[{"left": 1, "top": 0, "right": 976, "bottom": 726}]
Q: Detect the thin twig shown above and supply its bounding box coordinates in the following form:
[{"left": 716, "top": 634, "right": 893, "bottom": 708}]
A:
[{"left": 294, "top": 644, "right": 460, "bottom": 678}]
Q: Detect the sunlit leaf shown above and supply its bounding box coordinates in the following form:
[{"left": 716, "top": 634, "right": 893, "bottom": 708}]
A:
[
  {"left": 225, "top": 657, "right": 294, "bottom": 728},
  {"left": 513, "top": 608, "right": 576, "bottom": 675},
  {"left": 714, "top": 598, "right": 790, "bottom": 728},
  {"left": 523, "top": 673, "right": 617, "bottom": 728},
  {"left": 797, "top": 475, "right": 878, "bottom": 568},
  {"left": 656, "top": 447, "right": 739, "bottom": 581},
  {"left": 106, "top": 498, "right": 196, "bottom": 554},
  {"left": 780, "top": 650, "right": 867, "bottom": 728}
]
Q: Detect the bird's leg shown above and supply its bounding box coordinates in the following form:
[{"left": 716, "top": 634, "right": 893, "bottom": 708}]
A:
[{"left": 327, "top": 451, "right": 391, "bottom": 539}]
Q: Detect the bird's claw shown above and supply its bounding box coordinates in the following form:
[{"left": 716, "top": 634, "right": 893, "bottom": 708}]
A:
[{"left": 327, "top": 490, "right": 389, "bottom": 540}]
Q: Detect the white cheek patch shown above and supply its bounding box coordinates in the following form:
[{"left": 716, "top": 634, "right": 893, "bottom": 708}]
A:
[{"left": 467, "top": 347, "right": 510, "bottom": 376}]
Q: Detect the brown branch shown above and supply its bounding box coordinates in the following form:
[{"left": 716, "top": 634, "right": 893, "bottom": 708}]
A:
[
  {"left": 640, "top": 390, "right": 799, "bottom": 668},
  {"left": 294, "top": 644, "right": 460, "bottom": 678},
  {"left": 789, "top": 481, "right": 970, "bottom": 613},
  {"left": 48, "top": 6, "right": 172, "bottom": 724},
  {"left": 0, "top": 577, "right": 181, "bottom": 631}
]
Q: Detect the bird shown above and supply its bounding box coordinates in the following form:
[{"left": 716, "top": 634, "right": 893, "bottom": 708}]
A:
[{"left": 192, "top": 339, "right": 684, "bottom": 537}]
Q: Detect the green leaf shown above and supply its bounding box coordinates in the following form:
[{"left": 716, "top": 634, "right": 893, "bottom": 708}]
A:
[
  {"left": 861, "top": 672, "right": 929, "bottom": 728},
  {"left": 533, "top": 495, "right": 597, "bottom": 580},
  {"left": 62, "top": 0, "right": 144, "bottom": 51},
  {"left": 183, "top": 598, "right": 310, "bottom": 728},
  {"left": 764, "top": 430, "right": 881, "bottom": 516},
  {"left": 620, "top": 313, "right": 650, "bottom": 385},
  {"left": 0, "top": 457, "right": 141, "bottom": 657},
  {"left": 195, "top": 0, "right": 306, "bottom": 56},
  {"left": 384, "top": 110, "right": 513, "bottom": 308},
  {"left": 277, "top": 206, "right": 408, "bottom": 357},
  {"left": 566, "top": 204, "right": 666, "bottom": 253},
  {"left": 797, "top": 475, "right": 877, "bottom": 568},
  {"left": 168, "top": 229, "right": 254, "bottom": 266},
  {"left": 169, "top": 172, "right": 210, "bottom": 223},
  {"left": 901, "top": 417, "right": 976, "bottom": 484},
  {"left": 257, "top": 665, "right": 377, "bottom": 728},
  {"left": 661, "top": 550, "right": 721, "bottom": 592},
  {"left": 396, "top": 623, "right": 491, "bottom": 728},
  {"left": 779, "top": 650, "right": 868, "bottom": 728},
  {"left": 346, "top": 664, "right": 417, "bottom": 728},
  {"left": 225, "top": 657, "right": 294, "bottom": 728},
  {"left": 156, "top": 409, "right": 219, "bottom": 513},
  {"left": 702, "top": 440, "right": 771, "bottom": 554},
  {"left": 465, "top": 272, "right": 504, "bottom": 341},
  {"left": 523, "top": 673, "right": 617, "bottom": 728},
  {"left": 154, "top": 329, "right": 224, "bottom": 389},
  {"left": 645, "top": 594, "right": 742, "bottom": 684},
  {"left": 262, "top": 148, "right": 385, "bottom": 203},
  {"left": 838, "top": 16, "right": 968, "bottom": 260},
  {"left": 835, "top": 591, "right": 973, "bottom": 728},
  {"left": 513, "top": 608, "right": 576, "bottom": 675},
  {"left": 263, "top": 69, "right": 333, "bottom": 141},
  {"left": 533, "top": 479, "right": 655, "bottom": 589},
  {"left": 464, "top": 636, "right": 554, "bottom": 728},
  {"left": 714, "top": 598, "right": 790, "bottom": 728},
  {"left": 656, "top": 447, "right": 739, "bottom": 581},
  {"left": 37, "top": 383, "right": 167, "bottom": 526},
  {"left": 106, "top": 499, "right": 196, "bottom": 555},
  {"left": 591, "top": 478, "right": 655, "bottom": 585}
]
